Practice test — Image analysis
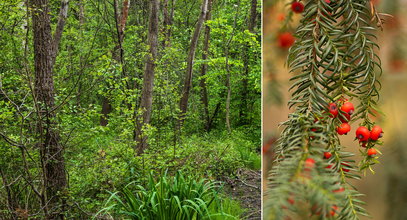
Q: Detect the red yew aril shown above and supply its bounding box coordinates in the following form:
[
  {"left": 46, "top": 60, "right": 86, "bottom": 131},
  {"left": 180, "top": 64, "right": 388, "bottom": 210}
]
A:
[
  {"left": 329, "top": 205, "right": 339, "bottom": 217},
  {"left": 341, "top": 162, "right": 351, "bottom": 172},
  {"left": 324, "top": 152, "right": 332, "bottom": 159},
  {"left": 278, "top": 32, "right": 295, "bottom": 48},
  {"left": 339, "top": 112, "right": 351, "bottom": 123},
  {"left": 304, "top": 158, "right": 315, "bottom": 171},
  {"left": 329, "top": 103, "right": 338, "bottom": 118},
  {"left": 291, "top": 2, "right": 304, "bottom": 13},
  {"left": 341, "top": 101, "right": 355, "bottom": 115},
  {"left": 367, "top": 148, "right": 377, "bottom": 156},
  {"left": 370, "top": 125, "right": 383, "bottom": 140},
  {"left": 333, "top": 187, "right": 345, "bottom": 193},
  {"left": 337, "top": 123, "right": 351, "bottom": 135},
  {"left": 277, "top": 13, "right": 285, "bottom": 21},
  {"left": 356, "top": 126, "right": 370, "bottom": 141}
]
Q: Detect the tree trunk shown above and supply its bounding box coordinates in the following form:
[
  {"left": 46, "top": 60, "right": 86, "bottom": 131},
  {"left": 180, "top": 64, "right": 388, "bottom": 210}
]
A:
[
  {"left": 135, "top": 0, "right": 159, "bottom": 155},
  {"left": 162, "top": 0, "right": 176, "bottom": 47},
  {"left": 100, "top": 0, "right": 130, "bottom": 126},
  {"left": 200, "top": 0, "right": 213, "bottom": 131},
  {"left": 225, "top": 0, "right": 240, "bottom": 133},
  {"left": 31, "top": 0, "right": 68, "bottom": 218},
  {"left": 239, "top": 0, "right": 257, "bottom": 125},
  {"left": 178, "top": 0, "right": 209, "bottom": 128},
  {"left": 79, "top": 0, "right": 85, "bottom": 26},
  {"left": 0, "top": 168, "right": 18, "bottom": 219},
  {"left": 225, "top": 48, "right": 232, "bottom": 134},
  {"left": 51, "top": 0, "right": 69, "bottom": 67},
  {"left": 248, "top": 0, "right": 257, "bottom": 32}
]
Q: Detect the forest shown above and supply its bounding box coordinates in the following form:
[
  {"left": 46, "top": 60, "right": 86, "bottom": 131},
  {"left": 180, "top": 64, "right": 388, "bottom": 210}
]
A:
[{"left": 0, "top": 0, "right": 261, "bottom": 219}]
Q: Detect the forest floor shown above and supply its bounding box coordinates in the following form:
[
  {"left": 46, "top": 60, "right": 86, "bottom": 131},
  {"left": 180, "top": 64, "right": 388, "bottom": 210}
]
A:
[{"left": 222, "top": 168, "right": 261, "bottom": 220}]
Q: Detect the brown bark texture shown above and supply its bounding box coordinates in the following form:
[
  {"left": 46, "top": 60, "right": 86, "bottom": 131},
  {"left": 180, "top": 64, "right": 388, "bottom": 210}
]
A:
[
  {"left": 135, "top": 0, "right": 159, "bottom": 155},
  {"left": 240, "top": 0, "right": 257, "bottom": 124},
  {"left": 31, "top": 0, "right": 68, "bottom": 218},
  {"left": 178, "top": 0, "right": 209, "bottom": 128},
  {"left": 100, "top": 0, "right": 130, "bottom": 126},
  {"left": 200, "top": 0, "right": 213, "bottom": 131}
]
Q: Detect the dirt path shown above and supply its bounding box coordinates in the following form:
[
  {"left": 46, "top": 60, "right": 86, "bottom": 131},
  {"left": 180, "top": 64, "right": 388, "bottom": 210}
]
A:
[{"left": 222, "top": 168, "right": 261, "bottom": 220}]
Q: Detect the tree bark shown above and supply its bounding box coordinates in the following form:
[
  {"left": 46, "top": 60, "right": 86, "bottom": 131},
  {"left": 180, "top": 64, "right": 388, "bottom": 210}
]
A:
[
  {"left": 239, "top": 0, "right": 257, "bottom": 125},
  {"left": 51, "top": 0, "right": 69, "bottom": 67},
  {"left": 225, "top": 0, "right": 241, "bottom": 133},
  {"left": 135, "top": 0, "right": 159, "bottom": 155},
  {"left": 100, "top": 0, "right": 130, "bottom": 126},
  {"left": 199, "top": 0, "right": 213, "bottom": 131},
  {"left": 178, "top": 0, "right": 208, "bottom": 128},
  {"left": 0, "top": 168, "right": 18, "bottom": 219},
  {"left": 31, "top": 0, "right": 68, "bottom": 218},
  {"left": 162, "top": 0, "right": 176, "bottom": 47},
  {"left": 225, "top": 47, "right": 232, "bottom": 134},
  {"left": 79, "top": 0, "right": 85, "bottom": 26},
  {"left": 248, "top": 0, "right": 257, "bottom": 32}
]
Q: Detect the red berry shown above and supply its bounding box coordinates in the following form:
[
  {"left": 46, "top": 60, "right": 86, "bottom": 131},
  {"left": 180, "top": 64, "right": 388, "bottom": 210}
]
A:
[
  {"left": 341, "top": 162, "right": 351, "bottom": 172},
  {"left": 329, "top": 103, "right": 338, "bottom": 118},
  {"left": 311, "top": 204, "right": 322, "bottom": 215},
  {"left": 329, "top": 205, "right": 338, "bottom": 217},
  {"left": 291, "top": 2, "right": 305, "bottom": 13},
  {"left": 341, "top": 102, "right": 355, "bottom": 115},
  {"left": 326, "top": 164, "right": 333, "bottom": 169},
  {"left": 324, "top": 152, "right": 332, "bottom": 159},
  {"left": 339, "top": 112, "right": 351, "bottom": 122},
  {"left": 337, "top": 123, "right": 351, "bottom": 135},
  {"left": 304, "top": 158, "right": 315, "bottom": 170},
  {"left": 367, "top": 148, "right": 377, "bottom": 156},
  {"left": 370, "top": 125, "right": 383, "bottom": 140},
  {"left": 333, "top": 187, "right": 345, "bottom": 193},
  {"left": 278, "top": 32, "right": 295, "bottom": 48},
  {"left": 287, "top": 197, "right": 295, "bottom": 205},
  {"left": 277, "top": 13, "right": 285, "bottom": 21},
  {"left": 325, "top": 0, "right": 331, "bottom": 3},
  {"left": 356, "top": 126, "right": 370, "bottom": 142}
]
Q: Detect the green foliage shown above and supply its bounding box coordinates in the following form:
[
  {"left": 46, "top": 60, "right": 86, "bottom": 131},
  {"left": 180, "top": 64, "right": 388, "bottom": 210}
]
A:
[
  {"left": 95, "top": 171, "right": 240, "bottom": 219},
  {"left": 266, "top": 0, "right": 385, "bottom": 219},
  {"left": 0, "top": 0, "right": 260, "bottom": 218},
  {"left": 60, "top": 122, "right": 258, "bottom": 218}
]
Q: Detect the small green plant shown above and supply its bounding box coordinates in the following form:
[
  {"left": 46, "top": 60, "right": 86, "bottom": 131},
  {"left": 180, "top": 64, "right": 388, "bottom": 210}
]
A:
[{"left": 95, "top": 171, "right": 238, "bottom": 219}]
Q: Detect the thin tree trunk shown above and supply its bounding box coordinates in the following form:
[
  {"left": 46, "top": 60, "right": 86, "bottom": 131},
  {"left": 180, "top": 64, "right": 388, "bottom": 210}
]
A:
[
  {"left": 248, "top": 0, "right": 257, "bottom": 32},
  {"left": 79, "top": 0, "right": 85, "bottom": 26},
  {"left": 135, "top": 0, "right": 159, "bottom": 155},
  {"left": 162, "top": 0, "right": 169, "bottom": 47},
  {"left": 31, "top": 0, "right": 68, "bottom": 218},
  {"left": 100, "top": 0, "right": 130, "bottom": 126},
  {"left": 0, "top": 168, "right": 18, "bottom": 219},
  {"left": 200, "top": 0, "right": 213, "bottom": 131},
  {"left": 162, "top": 0, "right": 176, "bottom": 47},
  {"left": 178, "top": 0, "right": 209, "bottom": 128},
  {"left": 240, "top": 0, "right": 257, "bottom": 124},
  {"left": 51, "top": 0, "right": 69, "bottom": 67},
  {"left": 225, "top": 0, "right": 240, "bottom": 133},
  {"left": 225, "top": 48, "right": 232, "bottom": 134}
]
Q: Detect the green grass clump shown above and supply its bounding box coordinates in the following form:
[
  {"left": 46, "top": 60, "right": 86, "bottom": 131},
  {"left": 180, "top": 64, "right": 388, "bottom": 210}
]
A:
[{"left": 95, "top": 171, "right": 242, "bottom": 219}]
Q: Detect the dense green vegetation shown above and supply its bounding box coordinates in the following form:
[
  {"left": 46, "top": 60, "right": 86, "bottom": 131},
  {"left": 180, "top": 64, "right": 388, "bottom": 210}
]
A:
[{"left": 0, "top": 0, "right": 260, "bottom": 218}]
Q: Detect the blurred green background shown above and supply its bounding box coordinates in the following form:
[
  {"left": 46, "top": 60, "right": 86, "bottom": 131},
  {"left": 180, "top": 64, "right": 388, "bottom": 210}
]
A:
[{"left": 262, "top": 0, "right": 407, "bottom": 219}]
